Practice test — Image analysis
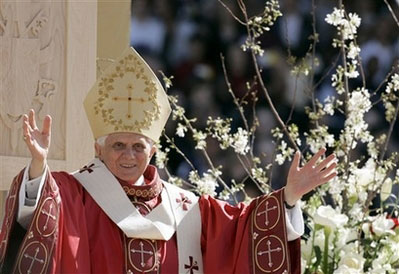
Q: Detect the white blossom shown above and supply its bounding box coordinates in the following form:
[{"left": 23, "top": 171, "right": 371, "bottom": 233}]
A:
[
  {"left": 275, "top": 140, "right": 294, "bottom": 165},
  {"left": 371, "top": 215, "right": 395, "bottom": 236},
  {"left": 195, "top": 172, "right": 218, "bottom": 196},
  {"left": 232, "top": 128, "right": 250, "bottom": 155},
  {"left": 313, "top": 205, "right": 348, "bottom": 230},
  {"left": 335, "top": 252, "right": 365, "bottom": 273},
  {"left": 353, "top": 158, "right": 375, "bottom": 187},
  {"left": 323, "top": 96, "right": 336, "bottom": 115},
  {"left": 347, "top": 42, "right": 361, "bottom": 59},
  {"left": 155, "top": 145, "right": 169, "bottom": 169},
  {"left": 385, "top": 73, "right": 399, "bottom": 94},
  {"left": 276, "top": 154, "right": 285, "bottom": 165},
  {"left": 193, "top": 130, "right": 207, "bottom": 150},
  {"left": 176, "top": 123, "right": 187, "bottom": 137},
  {"left": 172, "top": 105, "right": 185, "bottom": 120},
  {"left": 348, "top": 13, "right": 361, "bottom": 28},
  {"left": 341, "top": 13, "right": 361, "bottom": 40},
  {"left": 345, "top": 61, "right": 359, "bottom": 78},
  {"left": 335, "top": 228, "right": 358, "bottom": 249},
  {"left": 345, "top": 88, "right": 371, "bottom": 141},
  {"left": 325, "top": 8, "right": 344, "bottom": 26}
]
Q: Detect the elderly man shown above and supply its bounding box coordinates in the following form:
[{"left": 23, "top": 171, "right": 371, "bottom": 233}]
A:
[{"left": 0, "top": 47, "right": 337, "bottom": 274}]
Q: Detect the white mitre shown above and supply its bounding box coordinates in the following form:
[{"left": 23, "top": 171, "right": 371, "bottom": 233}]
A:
[{"left": 83, "top": 46, "right": 171, "bottom": 142}]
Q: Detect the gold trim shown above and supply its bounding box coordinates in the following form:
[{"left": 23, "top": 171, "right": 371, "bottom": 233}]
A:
[
  {"left": 0, "top": 172, "right": 24, "bottom": 262},
  {"left": 279, "top": 190, "right": 291, "bottom": 273},
  {"left": 122, "top": 183, "right": 162, "bottom": 199},
  {"left": 17, "top": 241, "right": 48, "bottom": 274},
  {"left": 254, "top": 235, "right": 285, "bottom": 273},
  {"left": 254, "top": 196, "right": 280, "bottom": 231}
]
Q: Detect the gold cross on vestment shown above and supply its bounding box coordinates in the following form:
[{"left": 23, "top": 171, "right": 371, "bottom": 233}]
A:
[
  {"left": 131, "top": 241, "right": 154, "bottom": 268},
  {"left": 24, "top": 247, "right": 45, "bottom": 274},
  {"left": 257, "top": 240, "right": 282, "bottom": 268},
  {"left": 256, "top": 201, "right": 277, "bottom": 226},
  {"left": 41, "top": 203, "right": 56, "bottom": 231}
]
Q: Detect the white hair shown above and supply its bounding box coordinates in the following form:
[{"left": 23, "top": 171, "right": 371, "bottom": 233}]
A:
[
  {"left": 95, "top": 134, "right": 155, "bottom": 147},
  {"left": 96, "top": 135, "right": 108, "bottom": 147}
]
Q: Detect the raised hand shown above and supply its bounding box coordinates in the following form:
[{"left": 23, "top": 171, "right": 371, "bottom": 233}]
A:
[
  {"left": 22, "top": 109, "right": 52, "bottom": 179},
  {"left": 284, "top": 148, "right": 337, "bottom": 206}
]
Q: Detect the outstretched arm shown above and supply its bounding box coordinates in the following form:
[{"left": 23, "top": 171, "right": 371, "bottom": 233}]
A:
[
  {"left": 284, "top": 148, "right": 337, "bottom": 206},
  {"left": 22, "top": 109, "right": 52, "bottom": 179}
]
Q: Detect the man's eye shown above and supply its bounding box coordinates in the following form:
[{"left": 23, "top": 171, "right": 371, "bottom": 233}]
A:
[
  {"left": 113, "top": 142, "right": 125, "bottom": 149},
  {"left": 133, "top": 144, "right": 145, "bottom": 151}
]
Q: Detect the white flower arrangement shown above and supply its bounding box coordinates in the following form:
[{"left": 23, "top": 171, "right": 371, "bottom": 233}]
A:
[{"left": 158, "top": 1, "right": 399, "bottom": 273}]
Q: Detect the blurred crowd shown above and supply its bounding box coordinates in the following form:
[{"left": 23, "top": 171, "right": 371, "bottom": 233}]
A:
[{"left": 130, "top": 0, "right": 399, "bottom": 197}]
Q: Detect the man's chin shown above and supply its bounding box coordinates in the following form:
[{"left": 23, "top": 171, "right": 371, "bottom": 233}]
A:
[{"left": 117, "top": 174, "right": 139, "bottom": 184}]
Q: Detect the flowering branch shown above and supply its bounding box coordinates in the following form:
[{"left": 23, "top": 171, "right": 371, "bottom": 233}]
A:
[{"left": 237, "top": 0, "right": 301, "bottom": 154}]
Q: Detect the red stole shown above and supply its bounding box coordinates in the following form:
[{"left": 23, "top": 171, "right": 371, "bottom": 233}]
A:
[{"left": 0, "top": 169, "right": 61, "bottom": 274}]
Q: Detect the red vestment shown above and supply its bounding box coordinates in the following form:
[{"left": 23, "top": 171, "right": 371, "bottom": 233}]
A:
[{"left": 0, "top": 165, "right": 300, "bottom": 273}]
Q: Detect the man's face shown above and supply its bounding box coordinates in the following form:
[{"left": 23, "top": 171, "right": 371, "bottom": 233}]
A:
[{"left": 95, "top": 132, "right": 156, "bottom": 184}]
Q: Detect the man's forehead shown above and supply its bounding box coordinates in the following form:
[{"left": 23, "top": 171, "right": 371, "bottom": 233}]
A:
[{"left": 107, "top": 132, "right": 148, "bottom": 142}]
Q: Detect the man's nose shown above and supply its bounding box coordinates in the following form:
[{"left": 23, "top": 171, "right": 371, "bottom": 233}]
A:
[{"left": 123, "top": 147, "right": 136, "bottom": 158}]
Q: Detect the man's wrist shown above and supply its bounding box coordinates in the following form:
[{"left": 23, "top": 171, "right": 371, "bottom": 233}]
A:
[
  {"left": 29, "top": 159, "right": 46, "bottom": 179},
  {"left": 283, "top": 187, "right": 298, "bottom": 208},
  {"left": 284, "top": 200, "right": 295, "bottom": 209}
]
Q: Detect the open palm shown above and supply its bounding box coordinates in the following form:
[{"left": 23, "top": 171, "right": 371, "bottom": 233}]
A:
[
  {"left": 284, "top": 148, "right": 337, "bottom": 206},
  {"left": 22, "top": 109, "right": 52, "bottom": 177}
]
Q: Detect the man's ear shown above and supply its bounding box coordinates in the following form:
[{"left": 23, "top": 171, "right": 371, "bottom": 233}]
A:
[
  {"left": 149, "top": 145, "right": 157, "bottom": 159},
  {"left": 95, "top": 143, "right": 102, "bottom": 159}
]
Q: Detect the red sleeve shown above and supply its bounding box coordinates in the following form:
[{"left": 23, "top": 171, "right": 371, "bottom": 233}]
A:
[
  {"left": 200, "top": 195, "right": 254, "bottom": 273},
  {"left": 52, "top": 172, "right": 92, "bottom": 273},
  {"left": 199, "top": 190, "right": 301, "bottom": 274}
]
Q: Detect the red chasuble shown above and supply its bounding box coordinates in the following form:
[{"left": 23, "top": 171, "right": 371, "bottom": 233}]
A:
[{"left": 0, "top": 165, "right": 300, "bottom": 273}]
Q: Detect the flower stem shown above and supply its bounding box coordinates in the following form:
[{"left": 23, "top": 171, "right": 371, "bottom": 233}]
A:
[{"left": 322, "top": 227, "right": 331, "bottom": 274}]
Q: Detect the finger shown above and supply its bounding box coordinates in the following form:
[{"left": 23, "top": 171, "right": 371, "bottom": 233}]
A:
[
  {"left": 23, "top": 114, "right": 33, "bottom": 134},
  {"left": 307, "top": 147, "right": 327, "bottom": 166},
  {"left": 41, "top": 115, "right": 52, "bottom": 137},
  {"left": 289, "top": 151, "right": 301, "bottom": 174},
  {"left": 22, "top": 115, "right": 29, "bottom": 139},
  {"left": 28, "top": 109, "right": 38, "bottom": 129},
  {"left": 23, "top": 119, "right": 34, "bottom": 147},
  {"left": 22, "top": 114, "right": 28, "bottom": 131},
  {"left": 315, "top": 153, "right": 336, "bottom": 172},
  {"left": 319, "top": 161, "right": 337, "bottom": 177},
  {"left": 317, "top": 171, "right": 337, "bottom": 186}
]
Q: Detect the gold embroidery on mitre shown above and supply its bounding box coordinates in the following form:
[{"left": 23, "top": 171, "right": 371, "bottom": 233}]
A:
[{"left": 84, "top": 47, "right": 171, "bottom": 141}]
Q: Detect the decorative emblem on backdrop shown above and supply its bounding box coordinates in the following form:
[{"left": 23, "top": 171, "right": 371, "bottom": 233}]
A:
[{"left": 0, "top": 2, "right": 57, "bottom": 152}]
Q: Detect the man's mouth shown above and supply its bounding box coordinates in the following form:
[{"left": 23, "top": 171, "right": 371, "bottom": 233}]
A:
[{"left": 120, "top": 164, "right": 136, "bottom": 168}]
